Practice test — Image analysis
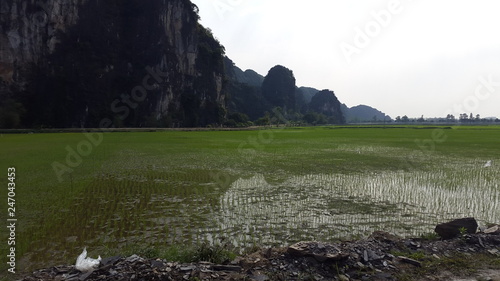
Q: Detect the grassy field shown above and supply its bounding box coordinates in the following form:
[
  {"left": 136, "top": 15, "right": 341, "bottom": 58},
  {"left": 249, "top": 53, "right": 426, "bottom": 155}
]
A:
[{"left": 0, "top": 125, "right": 499, "bottom": 276}]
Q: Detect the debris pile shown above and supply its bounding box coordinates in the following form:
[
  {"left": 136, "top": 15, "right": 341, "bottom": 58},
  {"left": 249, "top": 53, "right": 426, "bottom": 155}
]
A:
[{"left": 20, "top": 219, "right": 500, "bottom": 281}]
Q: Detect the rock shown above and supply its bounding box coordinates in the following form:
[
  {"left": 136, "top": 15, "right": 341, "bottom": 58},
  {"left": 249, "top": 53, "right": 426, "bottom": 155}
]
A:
[
  {"left": 150, "top": 260, "right": 165, "bottom": 268},
  {"left": 367, "top": 250, "right": 383, "bottom": 261},
  {"left": 369, "top": 231, "right": 400, "bottom": 243},
  {"left": 63, "top": 273, "right": 80, "bottom": 281},
  {"left": 100, "top": 256, "right": 121, "bottom": 267},
  {"left": 434, "top": 218, "right": 478, "bottom": 239},
  {"left": 180, "top": 265, "right": 197, "bottom": 271},
  {"left": 398, "top": 256, "right": 422, "bottom": 267},
  {"left": 249, "top": 273, "right": 269, "bottom": 281},
  {"left": 356, "top": 262, "right": 366, "bottom": 269},
  {"left": 78, "top": 271, "right": 93, "bottom": 281},
  {"left": 288, "top": 242, "right": 348, "bottom": 262},
  {"left": 53, "top": 266, "right": 73, "bottom": 273},
  {"left": 479, "top": 236, "right": 486, "bottom": 248},
  {"left": 484, "top": 225, "right": 500, "bottom": 235},
  {"left": 338, "top": 274, "right": 350, "bottom": 281},
  {"left": 488, "top": 249, "right": 500, "bottom": 256},
  {"left": 210, "top": 265, "right": 242, "bottom": 272},
  {"left": 125, "top": 254, "right": 143, "bottom": 263},
  {"left": 409, "top": 241, "right": 421, "bottom": 248},
  {"left": 363, "top": 250, "right": 369, "bottom": 263}
]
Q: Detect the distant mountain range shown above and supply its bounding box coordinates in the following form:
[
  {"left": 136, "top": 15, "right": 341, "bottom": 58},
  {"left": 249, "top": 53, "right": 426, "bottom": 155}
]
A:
[
  {"left": 225, "top": 59, "right": 391, "bottom": 124},
  {"left": 0, "top": 0, "right": 391, "bottom": 128},
  {"left": 342, "top": 104, "right": 392, "bottom": 123},
  {"left": 298, "top": 87, "right": 391, "bottom": 122}
]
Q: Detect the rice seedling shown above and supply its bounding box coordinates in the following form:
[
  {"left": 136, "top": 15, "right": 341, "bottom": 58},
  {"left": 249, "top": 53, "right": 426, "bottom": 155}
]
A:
[{"left": 0, "top": 126, "right": 499, "bottom": 275}]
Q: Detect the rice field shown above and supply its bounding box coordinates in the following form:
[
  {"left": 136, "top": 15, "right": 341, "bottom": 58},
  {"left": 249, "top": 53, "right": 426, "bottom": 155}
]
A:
[{"left": 0, "top": 125, "right": 499, "bottom": 275}]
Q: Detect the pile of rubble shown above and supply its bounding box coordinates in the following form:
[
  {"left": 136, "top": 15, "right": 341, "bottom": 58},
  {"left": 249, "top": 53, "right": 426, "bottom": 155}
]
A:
[
  {"left": 20, "top": 219, "right": 500, "bottom": 281},
  {"left": 20, "top": 255, "right": 246, "bottom": 281}
]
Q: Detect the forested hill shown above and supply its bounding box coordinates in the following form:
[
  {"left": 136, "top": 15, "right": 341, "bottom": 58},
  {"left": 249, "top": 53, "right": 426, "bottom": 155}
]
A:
[
  {"left": 341, "top": 104, "right": 392, "bottom": 123},
  {"left": 0, "top": 0, "right": 386, "bottom": 128},
  {"left": 224, "top": 57, "right": 389, "bottom": 125}
]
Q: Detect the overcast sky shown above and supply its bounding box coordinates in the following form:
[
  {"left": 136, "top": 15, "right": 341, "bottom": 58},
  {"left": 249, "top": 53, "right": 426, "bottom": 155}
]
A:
[{"left": 191, "top": 0, "right": 500, "bottom": 118}]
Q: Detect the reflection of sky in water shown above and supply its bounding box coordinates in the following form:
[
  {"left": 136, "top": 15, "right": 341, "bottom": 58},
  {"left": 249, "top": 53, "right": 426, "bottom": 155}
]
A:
[{"left": 211, "top": 168, "right": 499, "bottom": 248}]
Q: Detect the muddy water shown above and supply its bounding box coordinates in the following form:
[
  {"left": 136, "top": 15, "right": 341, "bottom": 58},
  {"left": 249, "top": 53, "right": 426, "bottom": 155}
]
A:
[
  {"left": 212, "top": 169, "right": 499, "bottom": 248},
  {"left": 18, "top": 164, "right": 500, "bottom": 274}
]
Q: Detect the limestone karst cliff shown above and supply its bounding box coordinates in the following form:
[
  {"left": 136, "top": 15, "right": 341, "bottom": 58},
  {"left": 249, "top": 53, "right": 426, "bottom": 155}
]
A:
[
  {"left": 0, "top": 0, "right": 226, "bottom": 128},
  {"left": 309, "top": 90, "right": 345, "bottom": 124}
]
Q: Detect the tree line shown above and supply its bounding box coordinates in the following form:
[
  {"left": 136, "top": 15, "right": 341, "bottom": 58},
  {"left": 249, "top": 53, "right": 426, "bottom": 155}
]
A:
[{"left": 394, "top": 114, "right": 500, "bottom": 123}]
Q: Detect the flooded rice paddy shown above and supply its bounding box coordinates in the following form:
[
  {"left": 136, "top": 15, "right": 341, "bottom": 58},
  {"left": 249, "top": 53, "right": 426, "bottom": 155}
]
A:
[{"left": 1, "top": 128, "right": 499, "bottom": 274}]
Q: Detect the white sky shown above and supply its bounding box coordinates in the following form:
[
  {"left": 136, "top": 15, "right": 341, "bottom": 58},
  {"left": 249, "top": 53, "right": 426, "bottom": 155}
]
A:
[{"left": 191, "top": 0, "right": 500, "bottom": 118}]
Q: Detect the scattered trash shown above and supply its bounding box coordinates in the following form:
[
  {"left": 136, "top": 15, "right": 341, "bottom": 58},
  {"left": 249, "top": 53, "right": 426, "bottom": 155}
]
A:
[
  {"left": 484, "top": 160, "right": 492, "bottom": 168},
  {"left": 75, "top": 247, "right": 101, "bottom": 272}
]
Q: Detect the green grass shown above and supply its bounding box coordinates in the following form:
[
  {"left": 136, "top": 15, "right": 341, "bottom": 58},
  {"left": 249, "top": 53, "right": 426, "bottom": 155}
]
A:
[
  {"left": 0, "top": 125, "right": 499, "bottom": 277},
  {"left": 99, "top": 242, "right": 237, "bottom": 264},
  {"left": 394, "top": 252, "right": 500, "bottom": 280},
  {"left": 391, "top": 250, "right": 427, "bottom": 261},
  {"left": 419, "top": 232, "right": 440, "bottom": 241}
]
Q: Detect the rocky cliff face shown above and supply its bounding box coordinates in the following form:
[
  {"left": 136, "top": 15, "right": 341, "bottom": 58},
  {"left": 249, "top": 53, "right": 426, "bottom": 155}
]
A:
[
  {"left": 309, "top": 90, "right": 346, "bottom": 124},
  {"left": 261, "top": 65, "right": 296, "bottom": 112},
  {"left": 0, "top": 0, "right": 226, "bottom": 128}
]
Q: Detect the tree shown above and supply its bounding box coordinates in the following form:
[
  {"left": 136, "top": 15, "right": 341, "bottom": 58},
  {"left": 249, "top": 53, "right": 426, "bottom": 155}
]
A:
[
  {"left": 459, "top": 113, "right": 468, "bottom": 122},
  {"left": 401, "top": 115, "right": 409, "bottom": 123},
  {"left": 303, "top": 112, "right": 328, "bottom": 125},
  {"left": 0, "top": 98, "right": 25, "bottom": 128},
  {"left": 224, "top": 112, "right": 252, "bottom": 127},
  {"left": 255, "top": 113, "right": 271, "bottom": 126}
]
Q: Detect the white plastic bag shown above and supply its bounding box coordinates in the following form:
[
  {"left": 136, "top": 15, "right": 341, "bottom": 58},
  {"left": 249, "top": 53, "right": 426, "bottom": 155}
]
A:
[{"left": 75, "top": 247, "right": 101, "bottom": 272}]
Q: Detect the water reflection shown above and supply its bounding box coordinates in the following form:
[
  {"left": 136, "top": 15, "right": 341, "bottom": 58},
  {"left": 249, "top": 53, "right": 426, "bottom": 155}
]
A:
[
  {"left": 20, "top": 165, "right": 500, "bottom": 273},
  {"left": 213, "top": 168, "right": 499, "bottom": 248}
]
